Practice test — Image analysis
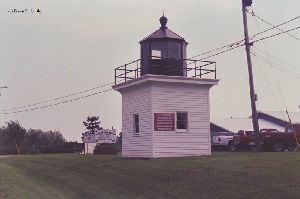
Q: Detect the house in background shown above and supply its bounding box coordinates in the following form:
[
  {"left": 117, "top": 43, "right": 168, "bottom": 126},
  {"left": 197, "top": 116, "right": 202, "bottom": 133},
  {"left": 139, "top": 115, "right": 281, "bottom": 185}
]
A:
[
  {"left": 210, "top": 118, "right": 285, "bottom": 142},
  {"left": 210, "top": 111, "right": 300, "bottom": 136},
  {"left": 257, "top": 111, "right": 300, "bottom": 127}
]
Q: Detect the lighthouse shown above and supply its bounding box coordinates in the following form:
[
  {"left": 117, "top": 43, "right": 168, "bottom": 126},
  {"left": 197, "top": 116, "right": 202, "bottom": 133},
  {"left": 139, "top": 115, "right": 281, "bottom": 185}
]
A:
[{"left": 113, "top": 15, "right": 219, "bottom": 158}]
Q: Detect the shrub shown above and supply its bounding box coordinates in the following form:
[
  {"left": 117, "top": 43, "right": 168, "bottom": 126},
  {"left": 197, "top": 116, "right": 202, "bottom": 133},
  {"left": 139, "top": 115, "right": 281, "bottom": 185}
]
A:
[{"left": 93, "top": 143, "right": 118, "bottom": 155}]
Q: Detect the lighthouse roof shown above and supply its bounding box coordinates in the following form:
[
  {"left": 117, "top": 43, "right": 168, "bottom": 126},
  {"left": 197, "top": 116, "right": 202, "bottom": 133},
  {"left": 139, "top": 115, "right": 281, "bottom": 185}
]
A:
[{"left": 139, "top": 15, "right": 188, "bottom": 44}]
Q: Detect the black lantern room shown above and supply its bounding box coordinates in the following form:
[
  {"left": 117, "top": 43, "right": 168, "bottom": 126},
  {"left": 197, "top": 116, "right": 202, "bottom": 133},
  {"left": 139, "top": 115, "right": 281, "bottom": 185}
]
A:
[{"left": 140, "top": 15, "right": 188, "bottom": 77}]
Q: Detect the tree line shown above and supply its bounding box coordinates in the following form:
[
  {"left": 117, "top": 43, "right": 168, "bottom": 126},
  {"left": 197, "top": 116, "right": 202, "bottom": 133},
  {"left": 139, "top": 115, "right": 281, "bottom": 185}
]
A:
[{"left": 0, "top": 121, "right": 83, "bottom": 155}]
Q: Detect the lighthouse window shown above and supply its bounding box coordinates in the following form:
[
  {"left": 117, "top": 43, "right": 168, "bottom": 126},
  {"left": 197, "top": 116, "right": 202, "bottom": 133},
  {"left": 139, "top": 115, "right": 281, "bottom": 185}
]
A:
[
  {"left": 133, "top": 114, "right": 139, "bottom": 135},
  {"left": 176, "top": 112, "right": 188, "bottom": 130},
  {"left": 151, "top": 50, "right": 161, "bottom": 59}
]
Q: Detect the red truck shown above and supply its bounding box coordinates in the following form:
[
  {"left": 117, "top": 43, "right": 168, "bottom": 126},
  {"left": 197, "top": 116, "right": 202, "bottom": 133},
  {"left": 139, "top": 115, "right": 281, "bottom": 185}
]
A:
[
  {"left": 229, "top": 130, "right": 253, "bottom": 151},
  {"left": 230, "top": 124, "right": 300, "bottom": 152},
  {"left": 253, "top": 124, "right": 300, "bottom": 152}
]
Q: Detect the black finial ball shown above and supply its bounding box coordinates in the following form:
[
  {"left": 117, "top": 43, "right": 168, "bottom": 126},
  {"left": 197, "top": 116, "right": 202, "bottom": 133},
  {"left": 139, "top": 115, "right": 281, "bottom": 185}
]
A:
[{"left": 159, "top": 15, "right": 168, "bottom": 28}]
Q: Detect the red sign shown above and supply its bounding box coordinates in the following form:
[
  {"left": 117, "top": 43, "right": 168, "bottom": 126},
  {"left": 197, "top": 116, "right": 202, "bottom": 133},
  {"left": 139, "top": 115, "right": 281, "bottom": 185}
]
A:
[{"left": 154, "top": 113, "right": 175, "bottom": 131}]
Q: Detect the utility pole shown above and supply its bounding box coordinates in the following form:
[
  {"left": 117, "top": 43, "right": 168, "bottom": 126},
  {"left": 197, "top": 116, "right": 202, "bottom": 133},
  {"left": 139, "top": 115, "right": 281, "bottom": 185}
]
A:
[{"left": 241, "top": 0, "right": 261, "bottom": 152}]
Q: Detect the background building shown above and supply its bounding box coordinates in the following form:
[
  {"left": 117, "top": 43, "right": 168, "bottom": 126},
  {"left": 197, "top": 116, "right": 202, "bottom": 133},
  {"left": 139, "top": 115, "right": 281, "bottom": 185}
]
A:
[{"left": 211, "top": 111, "right": 300, "bottom": 136}]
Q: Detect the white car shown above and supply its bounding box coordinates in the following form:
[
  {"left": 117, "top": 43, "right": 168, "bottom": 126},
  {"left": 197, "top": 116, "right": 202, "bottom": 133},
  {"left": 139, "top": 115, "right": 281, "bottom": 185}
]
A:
[{"left": 212, "top": 135, "right": 233, "bottom": 150}]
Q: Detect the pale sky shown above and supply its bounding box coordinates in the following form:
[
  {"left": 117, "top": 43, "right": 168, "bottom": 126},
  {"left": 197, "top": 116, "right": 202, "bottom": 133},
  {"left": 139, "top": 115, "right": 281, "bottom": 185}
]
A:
[{"left": 0, "top": 0, "right": 299, "bottom": 141}]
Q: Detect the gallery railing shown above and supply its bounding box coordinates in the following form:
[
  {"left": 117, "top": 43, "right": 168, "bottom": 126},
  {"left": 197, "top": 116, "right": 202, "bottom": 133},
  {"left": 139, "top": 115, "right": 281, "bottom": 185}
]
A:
[{"left": 114, "top": 56, "right": 216, "bottom": 84}]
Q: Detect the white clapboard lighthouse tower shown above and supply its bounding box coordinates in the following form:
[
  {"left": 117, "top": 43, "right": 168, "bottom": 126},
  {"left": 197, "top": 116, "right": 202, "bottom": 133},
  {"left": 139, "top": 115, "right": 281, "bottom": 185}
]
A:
[{"left": 113, "top": 15, "right": 219, "bottom": 158}]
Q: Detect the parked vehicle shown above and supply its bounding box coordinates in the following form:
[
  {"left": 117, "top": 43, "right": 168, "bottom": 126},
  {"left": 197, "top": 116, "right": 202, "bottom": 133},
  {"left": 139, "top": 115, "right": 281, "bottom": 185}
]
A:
[
  {"left": 231, "top": 124, "right": 300, "bottom": 152},
  {"left": 230, "top": 130, "right": 253, "bottom": 151},
  {"left": 250, "top": 124, "right": 300, "bottom": 152},
  {"left": 212, "top": 134, "right": 233, "bottom": 151}
]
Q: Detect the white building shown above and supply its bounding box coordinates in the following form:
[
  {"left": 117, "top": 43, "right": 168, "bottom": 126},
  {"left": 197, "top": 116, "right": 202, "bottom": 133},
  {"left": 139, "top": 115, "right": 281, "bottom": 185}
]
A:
[
  {"left": 211, "top": 118, "right": 286, "bottom": 133},
  {"left": 113, "top": 15, "right": 219, "bottom": 158},
  {"left": 210, "top": 111, "right": 300, "bottom": 136},
  {"left": 82, "top": 128, "right": 117, "bottom": 154}
]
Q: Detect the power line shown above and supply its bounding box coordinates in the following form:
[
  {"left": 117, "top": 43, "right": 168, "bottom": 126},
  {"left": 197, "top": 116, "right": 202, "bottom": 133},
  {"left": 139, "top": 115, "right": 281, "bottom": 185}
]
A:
[
  {"left": 251, "top": 50, "right": 300, "bottom": 80},
  {"left": 250, "top": 16, "right": 288, "bottom": 120},
  {"left": 251, "top": 49, "right": 285, "bottom": 112},
  {"left": 253, "top": 46, "right": 300, "bottom": 72},
  {"left": 249, "top": 13, "right": 300, "bottom": 40},
  {"left": 1, "top": 88, "right": 113, "bottom": 115},
  {"left": 252, "top": 50, "right": 290, "bottom": 121},
  {"left": 248, "top": 10, "right": 300, "bottom": 41},
  {"left": 190, "top": 15, "right": 300, "bottom": 60},
  {"left": 197, "top": 44, "right": 244, "bottom": 61},
  {"left": 252, "top": 49, "right": 299, "bottom": 123},
  {"left": 189, "top": 40, "right": 244, "bottom": 59},
  {"left": 252, "top": 48, "right": 299, "bottom": 76},
  {"left": 252, "top": 49, "right": 291, "bottom": 120},
  {"left": 252, "top": 26, "right": 300, "bottom": 44},
  {"left": 1, "top": 81, "right": 117, "bottom": 112}
]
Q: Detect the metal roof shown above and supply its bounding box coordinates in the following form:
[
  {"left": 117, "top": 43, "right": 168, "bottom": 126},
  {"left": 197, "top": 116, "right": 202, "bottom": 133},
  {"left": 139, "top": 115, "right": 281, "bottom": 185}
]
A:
[
  {"left": 211, "top": 118, "right": 286, "bottom": 133},
  {"left": 258, "top": 111, "right": 300, "bottom": 124},
  {"left": 139, "top": 15, "right": 188, "bottom": 44},
  {"left": 211, "top": 111, "right": 300, "bottom": 133}
]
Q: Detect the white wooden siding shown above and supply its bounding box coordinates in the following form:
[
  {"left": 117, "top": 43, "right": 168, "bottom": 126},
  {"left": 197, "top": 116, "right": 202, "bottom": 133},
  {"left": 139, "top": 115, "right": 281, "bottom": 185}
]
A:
[
  {"left": 121, "top": 85, "right": 153, "bottom": 158},
  {"left": 113, "top": 75, "right": 218, "bottom": 158},
  {"left": 151, "top": 82, "right": 211, "bottom": 158}
]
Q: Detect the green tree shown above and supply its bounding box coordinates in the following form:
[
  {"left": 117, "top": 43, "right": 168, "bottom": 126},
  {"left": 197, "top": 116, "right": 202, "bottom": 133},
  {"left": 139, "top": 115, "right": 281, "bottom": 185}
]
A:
[
  {"left": 0, "top": 121, "right": 26, "bottom": 154},
  {"left": 5, "top": 121, "right": 26, "bottom": 146},
  {"left": 83, "top": 116, "right": 102, "bottom": 134},
  {"left": 0, "top": 121, "right": 68, "bottom": 154},
  {"left": 25, "top": 129, "right": 65, "bottom": 146}
]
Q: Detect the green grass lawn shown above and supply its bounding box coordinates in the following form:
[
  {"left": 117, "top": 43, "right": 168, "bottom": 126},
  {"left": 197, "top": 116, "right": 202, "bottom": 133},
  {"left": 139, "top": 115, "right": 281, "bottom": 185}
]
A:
[{"left": 0, "top": 152, "right": 300, "bottom": 199}]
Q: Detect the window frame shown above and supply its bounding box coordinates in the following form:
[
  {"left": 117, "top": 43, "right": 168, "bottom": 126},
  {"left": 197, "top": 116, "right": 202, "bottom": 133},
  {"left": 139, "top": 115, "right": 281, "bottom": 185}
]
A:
[
  {"left": 133, "top": 114, "right": 140, "bottom": 135},
  {"left": 151, "top": 50, "right": 162, "bottom": 59},
  {"left": 176, "top": 112, "right": 188, "bottom": 133}
]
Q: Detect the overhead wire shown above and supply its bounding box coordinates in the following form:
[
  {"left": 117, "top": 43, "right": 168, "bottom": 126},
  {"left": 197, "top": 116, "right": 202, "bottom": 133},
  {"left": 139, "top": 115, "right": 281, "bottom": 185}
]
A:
[
  {"left": 253, "top": 50, "right": 294, "bottom": 121},
  {"left": 189, "top": 40, "right": 244, "bottom": 59},
  {"left": 1, "top": 88, "right": 113, "bottom": 115},
  {"left": 252, "top": 50, "right": 291, "bottom": 119},
  {"left": 251, "top": 50, "right": 300, "bottom": 80},
  {"left": 248, "top": 9, "right": 300, "bottom": 41},
  {"left": 253, "top": 46, "right": 300, "bottom": 72},
  {"left": 197, "top": 44, "right": 244, "bottom": 61},
  {"left": 249, "top": 9, "right": 288, "bottom": 120},
  {"left": 252, "top": 26, "right": 300, "bottom": 44},
  {"left": 248, "top": 10, "right": 300, "bottom": 79},
  {"left": 252, "top": 48, "right": 299, "bottom": 125},
  {"left": 190, "top": 14, "right": 300, "bottom": 60},
  {"left": 251, "top": 48, "right": 285, "bottom": 112},
  {"left": 1, "top": 81, "right": 120, "bottom": 112},
  {"left": 248, "top": 13, "right": 300, "bottom": 40},
  {"left": 249, "top": 11, "right": 283, "bottom": 112}
]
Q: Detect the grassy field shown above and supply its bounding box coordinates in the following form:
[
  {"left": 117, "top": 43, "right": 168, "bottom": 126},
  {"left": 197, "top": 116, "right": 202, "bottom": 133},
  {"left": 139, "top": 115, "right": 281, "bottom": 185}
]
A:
[{"left": 0, "top": 152, "right": 300, "bottom": 199}]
